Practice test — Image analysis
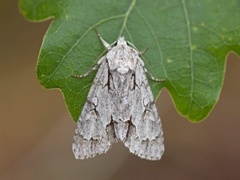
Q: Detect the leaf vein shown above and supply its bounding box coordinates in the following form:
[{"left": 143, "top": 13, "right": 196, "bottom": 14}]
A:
[{"left": 181, "top": 0, "right": 194, "bottom": 114}]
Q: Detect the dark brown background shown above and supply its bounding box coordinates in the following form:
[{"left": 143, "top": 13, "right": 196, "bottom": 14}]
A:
[{"left": 1, "top": 1, "right": 240, "bottom": 179}]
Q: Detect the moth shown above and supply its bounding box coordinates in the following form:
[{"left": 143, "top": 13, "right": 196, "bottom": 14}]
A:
[{"left": 72, "top": 33, "right": 164, "bottom": 160}]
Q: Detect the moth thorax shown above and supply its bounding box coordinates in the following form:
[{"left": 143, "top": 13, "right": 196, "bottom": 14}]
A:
[{"left": 117, "top": 67, "right": 130, "bottom": 74}]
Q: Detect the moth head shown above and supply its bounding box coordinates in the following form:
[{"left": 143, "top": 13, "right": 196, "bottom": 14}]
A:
[{"left": 117, "top": 37, "right": 127, "bottom": 46}]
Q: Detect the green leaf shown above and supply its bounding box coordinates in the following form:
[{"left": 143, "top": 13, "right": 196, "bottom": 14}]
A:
[{"left": 19, "top": 0, "right": 240, "bottom": 122}]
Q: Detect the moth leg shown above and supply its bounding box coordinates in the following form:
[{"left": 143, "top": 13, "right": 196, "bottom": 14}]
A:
[
  {"left": 143, "top": 67, "right": 165, "bottom": 82},
  {"left": 126, "top": 41, "right": 148, "bottom": 55},
  {"left": 94, "top": 29, "right": 112, "bottom": 50},
  {"left": 72, "top": 64, "right": 100, "bottom": 79},
  {"left": 139, "top": 48, "right": 164, "bottom": 82},
  {"left": 72, "top": 56, "right": 105, "bottom": 78},
  {"left": 139, "top": 47, "right": 149, "bottom": 55}
]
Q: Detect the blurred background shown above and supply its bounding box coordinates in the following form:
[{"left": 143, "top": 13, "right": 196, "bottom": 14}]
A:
[{"left": 1, "top": 1, "right": 240, "bottom": 179}]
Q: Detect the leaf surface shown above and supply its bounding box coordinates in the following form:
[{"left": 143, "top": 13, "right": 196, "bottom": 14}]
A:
[{"left": 19, "top": 0, "right": 240, "bottom": 121}]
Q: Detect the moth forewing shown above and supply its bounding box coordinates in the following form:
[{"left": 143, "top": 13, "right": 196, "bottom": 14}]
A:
[{"left": 72, "top": 35, "right": 164, "bottom": 160}]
